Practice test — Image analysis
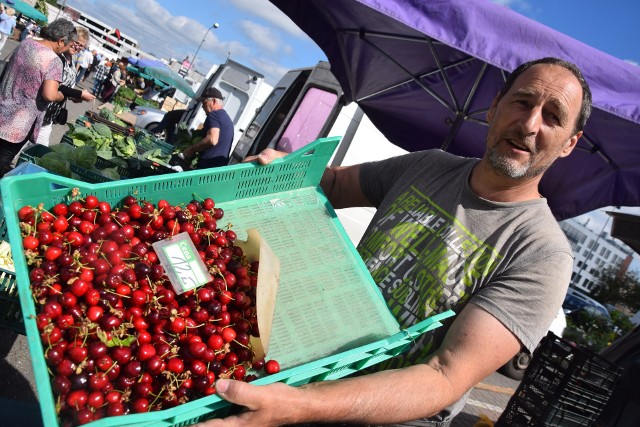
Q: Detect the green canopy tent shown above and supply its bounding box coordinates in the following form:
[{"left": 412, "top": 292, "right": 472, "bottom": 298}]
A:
[
  {"left": 2, "top": 0, "right": 48, "bottom": 23},
  {"left": 141, "top": 65, "right": 195, "bottom": 98}
]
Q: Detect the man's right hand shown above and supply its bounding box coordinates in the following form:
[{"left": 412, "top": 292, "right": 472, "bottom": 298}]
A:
[
  {"left": 242, "top": 149, "right": 288, "bottom": 165},
  {"left": 190, "top": 379, "right": 300, "bottom": 427}
]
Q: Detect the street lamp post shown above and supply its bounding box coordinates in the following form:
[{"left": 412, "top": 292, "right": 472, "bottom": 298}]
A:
[{"left": 187, "top": 22, "right": 219, "bottom": 73}]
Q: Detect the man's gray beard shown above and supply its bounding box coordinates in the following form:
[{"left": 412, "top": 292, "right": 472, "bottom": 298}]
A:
[{"left": 487, "top": 148, "right": 546, "bottom": 179}]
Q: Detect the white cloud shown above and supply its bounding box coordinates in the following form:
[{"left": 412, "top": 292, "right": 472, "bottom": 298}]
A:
[
  {"left": 490, "top": 0, "right": 532, "bottom": 12},
  {"left": 240, "top": 20, "right": 292, "bottom": 55},
  {"left": 64, "top": 0, "right": 265, "bottom": 75},
  {"left": 229, "top": 0, "right": 309, "bottom": 39},
  {"left": 248, "top": 56, "right": 289, "bottom": 86},
  {"left": 624, "top": 59, "right": 639, "bottom": 67}
]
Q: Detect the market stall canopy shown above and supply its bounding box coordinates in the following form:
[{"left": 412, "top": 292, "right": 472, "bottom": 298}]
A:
[
  {"left": 128, "top": 57, "right": 167, "bottom": 69},
  {"left": 2, "top": 0, "right": 47, "bottom": 22},
  {"left": 140, "top": 65, "right": 195, "bottom": 98},
  {"left": 271, "top": 0, "right": 640, "bottom": 221}
]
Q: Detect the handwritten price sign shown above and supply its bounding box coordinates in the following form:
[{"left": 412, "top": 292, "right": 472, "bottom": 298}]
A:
[{"left": 153, "top": 233, "right": 213, "bottom": 294}]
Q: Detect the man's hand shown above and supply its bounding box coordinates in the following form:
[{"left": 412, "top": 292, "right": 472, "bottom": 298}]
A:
[
  {"left": 242, "top": 149, "right": 288, "bottom": 165},
  {"left": 191, "top": 379, "right": 298, "bottom": 427}
]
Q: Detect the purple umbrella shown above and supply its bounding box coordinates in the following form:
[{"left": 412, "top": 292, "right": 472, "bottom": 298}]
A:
[{"left": 271, "top": 0, "right": 640, "bottom": 220}]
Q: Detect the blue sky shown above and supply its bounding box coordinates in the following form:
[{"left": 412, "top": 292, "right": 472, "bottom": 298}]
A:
[
  {"left": 63, "top": 0, "right": 640, "bottom": 258},
  {"left": 60, "top": 0, "right": 640, "bottom": 83}
]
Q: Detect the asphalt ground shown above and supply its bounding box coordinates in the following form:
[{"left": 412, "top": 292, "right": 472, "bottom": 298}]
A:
[{"left": 0, "top": 37, "right": 521, "bottom": 426}]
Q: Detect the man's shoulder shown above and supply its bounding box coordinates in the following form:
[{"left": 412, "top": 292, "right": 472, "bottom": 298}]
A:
[{"left": 398, "top": 149, "right": 476, "bottom": 169}]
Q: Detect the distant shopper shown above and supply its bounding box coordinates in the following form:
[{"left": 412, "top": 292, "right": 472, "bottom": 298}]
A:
[
  {"left": 83, "top": 49, "right": 100, "bottom": 82},
  {"left": 0, "top": 6, "right": 16, "bottom": 54},
  {"left": 178, "top": 87, "right": 233, "bottom": 168},
  {"left": 91, "top": 58, "right": 109, "bottom": 96},
  {"left": 0, "top": 18, "right": 77, "bottom": 176},
  {"left": 75, "top": 47, "right": 93, "bottom": 84},
  {"left": 19, "top": 20, "right": 35, "bottom": 41},
  {"left": 101, "top": 59, "right": 127, "bottom": 102}
]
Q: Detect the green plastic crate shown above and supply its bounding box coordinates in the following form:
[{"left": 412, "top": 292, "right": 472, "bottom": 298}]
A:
[
  {"left": 58, "top": 136, "right": 137, "bottom": 179},
  {"left": 0, "top": 137, "right": 454, "bottom": 427},
  {"left": 18, "top": 144, "right": 123, "bottom": 184},
  {"left": 134, "top": 130, "right": 175, "bottom": 156}
]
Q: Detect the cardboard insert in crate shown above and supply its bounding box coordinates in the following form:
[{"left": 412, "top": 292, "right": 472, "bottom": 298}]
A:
[
  {"left": 496, "top": 332, "right": 621, "bottom": 427},
  {"left": 0, "top": 137, "right": 455, "bottom": 427}
]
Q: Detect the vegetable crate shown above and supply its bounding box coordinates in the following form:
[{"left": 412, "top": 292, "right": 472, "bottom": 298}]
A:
[
  {"left": 134, "top": 130, "right": 175, "bottom": 156},
  {"left": 18, "top": 144, "right": 123, "bottom": 184},
  {"left": 85, "top": 111, "right": 136, "bottom": 137},
  {"left": 496, "top": 332, "right": 622, "bottom": 427},
  {"left": 0, "top": 137, "right": 454, "bottom": 427}
]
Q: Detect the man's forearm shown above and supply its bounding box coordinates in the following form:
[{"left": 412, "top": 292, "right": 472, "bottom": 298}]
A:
[
  {"left": 184, "top": 136, "right": 213, "bottom": 158},
  {"left": 290, "top": 363, "right": 458, "bottom": 424}
]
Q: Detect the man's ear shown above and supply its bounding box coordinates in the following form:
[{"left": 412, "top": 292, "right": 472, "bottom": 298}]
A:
[
  {"left": 560, "top": 131, "right": 582, "bottom": 158},
  {"left": 486, "top": 92, "right": 501, "bottom": 123}
]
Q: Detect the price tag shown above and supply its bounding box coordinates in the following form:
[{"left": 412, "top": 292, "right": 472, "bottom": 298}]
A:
[{"left": 152, "top": 232, "right": 213, "bottom": 294}]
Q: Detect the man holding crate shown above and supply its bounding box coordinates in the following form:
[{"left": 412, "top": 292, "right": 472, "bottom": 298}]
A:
[{"left": 196, "top": 57, "right": 592, "bottom": 427}]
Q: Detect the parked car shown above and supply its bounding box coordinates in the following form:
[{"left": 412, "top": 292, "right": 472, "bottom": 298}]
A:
[
  {"left": 131, "top": 106, "right": 167, "bottom": 133},
  {"left": 563, "top": 287, "right": 612, "bottom": 320},
  {"left": 498, "top": 306, "right": 567, "bottom": 380}
]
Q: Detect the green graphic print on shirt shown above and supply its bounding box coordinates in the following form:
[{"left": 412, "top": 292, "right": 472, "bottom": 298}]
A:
[{"left": 358, "top": 186, "right": 503, "bottom": 369}]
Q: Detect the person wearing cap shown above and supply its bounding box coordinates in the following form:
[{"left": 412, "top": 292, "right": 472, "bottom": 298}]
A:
[{"left": 177, "top": 87, "right": 234, "bottom": 169}]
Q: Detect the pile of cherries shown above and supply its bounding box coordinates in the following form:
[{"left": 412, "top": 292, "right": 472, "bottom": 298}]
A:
[{"left": 18, "top": 191, "right": 280, "bottom": 426}]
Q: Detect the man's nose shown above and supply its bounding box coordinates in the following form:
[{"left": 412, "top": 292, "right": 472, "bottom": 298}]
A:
[{"left": 519, "top": 107, "right": 542, "bottom": 135}]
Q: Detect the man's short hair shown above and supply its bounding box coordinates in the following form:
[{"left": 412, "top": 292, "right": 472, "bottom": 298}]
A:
[{"left": 498, "top": 57, "right": 592, "bottom": 134}]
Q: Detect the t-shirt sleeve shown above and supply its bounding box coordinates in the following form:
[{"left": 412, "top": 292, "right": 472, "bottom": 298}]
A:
[
  {"left": 470, "top": 244, "right": 573, "bottom": 353},
  {"left": 204, "top": 111, "right": 222, "bottom": 130},
  {"left": 44, "top": 54, "right": 63, "bottom": 82},
  {"left": 359, "top": 151, "right": 434, "bottom": 207}
]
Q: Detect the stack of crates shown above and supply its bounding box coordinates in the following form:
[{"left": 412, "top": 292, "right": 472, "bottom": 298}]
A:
[{"left": 496, "top": 332, "right": 622, "bottom": 426}]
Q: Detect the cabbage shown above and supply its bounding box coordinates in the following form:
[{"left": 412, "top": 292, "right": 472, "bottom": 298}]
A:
[
  {"left": 99, "top": 168, "right": 120, "bottom": 180},
  {"left": 92, "top": 123, "right": 112, "bottom": 139},
  {"left": 74, "top": 146, "right": 99, "bottom": 169},
  {"left": 37, "top": 153, "right": 71, "bottom": 177}
]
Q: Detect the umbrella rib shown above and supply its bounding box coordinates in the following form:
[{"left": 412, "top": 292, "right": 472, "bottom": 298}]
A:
[
  {"left": 427, "top": 38, "right": 460, "bottom": 111},
  {"left": 461, "top": 62, "right": 488, "bottom": 113},
  {"left": 357, "top": 57, "right": 477, "bottom": 103},
  {"left": 341, "top": 29, "right": 455, "bottom": 111},
  {"left": 579, "top": 134, "right": 619, "bottom": 169}
]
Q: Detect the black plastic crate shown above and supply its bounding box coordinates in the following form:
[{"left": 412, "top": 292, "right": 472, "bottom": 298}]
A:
[{"left": 496, "top": 332, "right": 622, "bottom": 427}]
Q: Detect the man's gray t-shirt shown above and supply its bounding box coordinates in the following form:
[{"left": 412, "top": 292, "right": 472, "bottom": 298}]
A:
[{"left": 358, "top": 149, "right": 573, "bottom": 371}]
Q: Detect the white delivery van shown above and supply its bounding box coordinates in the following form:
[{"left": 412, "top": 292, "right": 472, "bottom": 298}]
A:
[{"left": 229, "top": 61, "right": 402, "bottom": 244}]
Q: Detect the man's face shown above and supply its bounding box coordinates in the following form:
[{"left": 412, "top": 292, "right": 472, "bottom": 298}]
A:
[
  {"left": 484, "top": 64, "right": 583, "bottom": 180},
  {"left": 201, "top": 98, "right": 214, "bottom": 113}
]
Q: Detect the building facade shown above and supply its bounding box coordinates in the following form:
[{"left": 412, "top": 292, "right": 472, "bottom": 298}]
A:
[
  {"left": 560, "top": 217, "right": 634, "bottom": 294},
  {"left": 50, "top": 2, "right": 143, "bottom": 60}
]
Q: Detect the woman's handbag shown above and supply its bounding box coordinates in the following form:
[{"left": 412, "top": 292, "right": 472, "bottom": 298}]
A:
[{"left": 54, "top": 103, "right": 68, "bottom": 125}]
